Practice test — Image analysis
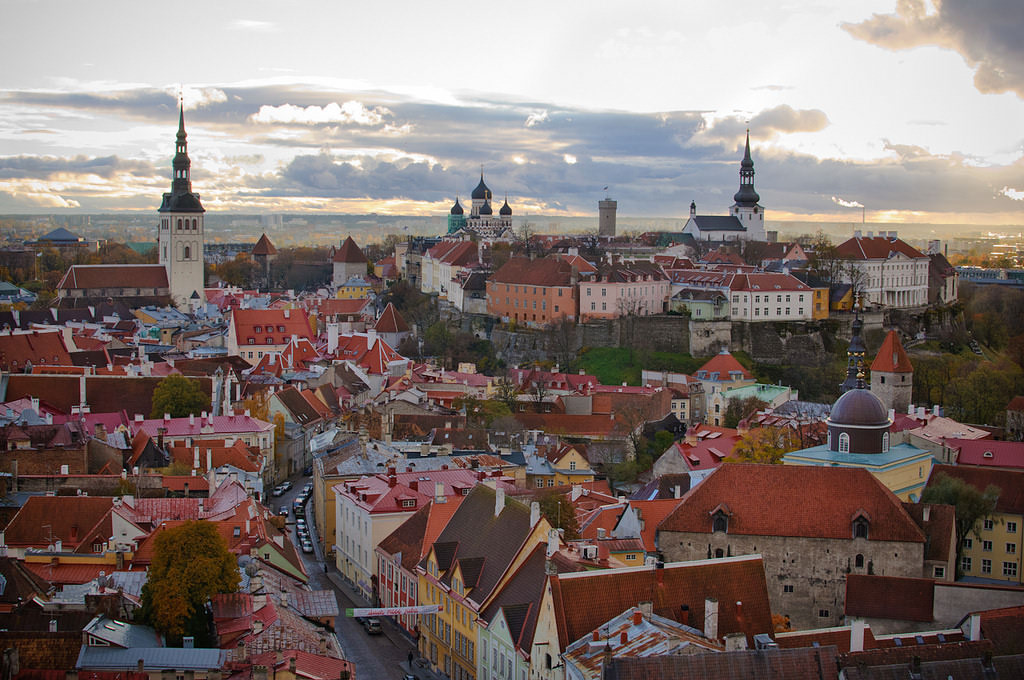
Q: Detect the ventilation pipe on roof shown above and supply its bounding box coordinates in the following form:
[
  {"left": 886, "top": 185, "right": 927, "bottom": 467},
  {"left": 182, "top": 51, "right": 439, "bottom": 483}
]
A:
[
  {"left": 704, "top": 598, "right": 719, "bottom": 640},
  {"left": 495, "top": 487, "right": 505, "bottom": 517}
]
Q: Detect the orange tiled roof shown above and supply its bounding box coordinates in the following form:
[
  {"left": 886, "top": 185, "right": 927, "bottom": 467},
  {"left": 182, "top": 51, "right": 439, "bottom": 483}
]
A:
[{"left": 870, "top": 330, "right": 913, "bottom": 373}]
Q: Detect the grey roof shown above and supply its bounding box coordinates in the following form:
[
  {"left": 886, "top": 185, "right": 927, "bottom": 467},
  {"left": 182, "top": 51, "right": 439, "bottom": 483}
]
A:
[
  {"left": 77, "top": 646, "right": 228, "bottom": 671},
  {"left": 690, "top": 215, "right": 746, "bottom": 232},
  {"left": 82, "top": 615, "right": 161, "bottom": 648},
  {"left": 39, "top": 227, "right": 83, "bottom": 242}
]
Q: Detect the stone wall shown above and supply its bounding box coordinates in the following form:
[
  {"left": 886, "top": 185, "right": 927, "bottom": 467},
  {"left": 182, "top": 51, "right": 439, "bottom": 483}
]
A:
[
  {"left": 14, "top": 473, "right": 168, "bottom": 496},
  {"left": 730, "top": 322, "right": 830, "bottom": 365},
  {"left": 658, "top": 531, "right": 925, "bottom": 630}
]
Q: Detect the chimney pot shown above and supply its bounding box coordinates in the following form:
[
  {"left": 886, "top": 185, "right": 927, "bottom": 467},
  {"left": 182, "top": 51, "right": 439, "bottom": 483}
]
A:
[
  {"left": 632, "top": 611, "right": 642, "bottom": 626},
  {"left": 619, "top": 631, "right": 628, "bottom": 645}
]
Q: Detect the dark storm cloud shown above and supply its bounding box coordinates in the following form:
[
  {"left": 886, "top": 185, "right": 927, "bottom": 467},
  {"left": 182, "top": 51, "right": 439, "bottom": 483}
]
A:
[
  {"left": 843, "top": 0, "right": 1024, "bottom": 98},
  {"left": 0, "top": 155, "right": 157, "bottom": 180}
]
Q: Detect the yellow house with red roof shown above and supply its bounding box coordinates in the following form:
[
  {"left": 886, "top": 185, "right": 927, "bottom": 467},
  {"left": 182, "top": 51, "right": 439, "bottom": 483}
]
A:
[{"left": 227, "top": 308, "right": 315, "bottom": 366}]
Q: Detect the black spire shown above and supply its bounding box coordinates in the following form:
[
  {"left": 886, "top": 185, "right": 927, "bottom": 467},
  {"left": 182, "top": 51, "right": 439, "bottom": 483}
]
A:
[
  {"left": 159, "top": 102, "right": 204, "bottom": 213},
  {"left": 732, "top": 130, "right": 760, "bottom": 207},
  {"left": 841, "top": 298, "right": 868, "bottom": 393}
]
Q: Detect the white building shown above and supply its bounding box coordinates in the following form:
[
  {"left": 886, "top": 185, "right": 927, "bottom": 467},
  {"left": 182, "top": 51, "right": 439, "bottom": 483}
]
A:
[
  {"left": 836, "top": 232, "right": 930, "bottom": 309},
  {"left": 682, "top": 131, "right": 767, "bottom": 243}
]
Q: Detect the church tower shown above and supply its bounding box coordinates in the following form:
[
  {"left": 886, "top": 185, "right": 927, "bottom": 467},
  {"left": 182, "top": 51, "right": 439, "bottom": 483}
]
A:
[
  {"left": 840, "top": 302, "right": 867, "bottom": 394},
  {"left": 158, "top": 102, "right": 205, "bottom": 309},
  {"left": 731, "top": 131, "right": 766, "bottom": 240}
]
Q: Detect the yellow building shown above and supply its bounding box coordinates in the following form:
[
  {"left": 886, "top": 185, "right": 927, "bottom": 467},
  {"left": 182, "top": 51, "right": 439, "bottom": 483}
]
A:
[
  {"left": 418, "top": 485, "right": 550, "bottom": 680},
  {"left": 811, "top": 286, "right": 830, "bottom": 319},
  {"left": 525, "top": 444, "right": 595, "bottom": 489},
  {"left": 336, "top": 277, "right": 372, "bottom": 299},
  {"left": 928, "top": 465, "right": 1023, "bottom": 584}
]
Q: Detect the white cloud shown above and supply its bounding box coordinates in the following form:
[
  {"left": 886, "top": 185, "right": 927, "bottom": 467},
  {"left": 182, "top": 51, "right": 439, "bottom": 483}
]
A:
[
  {"left": 251, "top": 101, "right": 392, "bottom": 126},
  {"left": 1001, "top": 186, "right": 1024, "bottom": 201},
  {"left": 525, "top": 110, "right": 549, "bottom": 127},
  {"left": 831, "top": 195, "right": 864, "bottom": 208},
  {"left": 563, "top": 154, "right": 577, "bottom": 164}
]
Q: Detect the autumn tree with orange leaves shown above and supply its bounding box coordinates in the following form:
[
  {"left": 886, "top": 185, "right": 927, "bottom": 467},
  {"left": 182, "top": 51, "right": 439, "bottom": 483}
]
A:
[{"left": 139, "top": 520, "right": 239, "bottom": 645}]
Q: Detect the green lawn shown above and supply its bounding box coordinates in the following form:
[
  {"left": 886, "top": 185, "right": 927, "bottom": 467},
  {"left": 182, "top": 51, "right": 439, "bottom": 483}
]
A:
[{"left": 578, "top": 347, "right": 711, "bottom": 386}]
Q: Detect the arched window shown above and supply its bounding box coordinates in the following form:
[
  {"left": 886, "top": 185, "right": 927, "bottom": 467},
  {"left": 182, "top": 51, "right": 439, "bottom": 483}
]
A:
[
  {"left": 715, "top": 548, "right": 725, "bottom": 558},
  {"left": 713, "top": 512, "right": 728, "bottom": 533},
  {"left": 184, "top": 245, "right": 191, "bottom": 260},
  {"left": 838, "top": 433, "right": 850, "bottom": 453},
  {"left": 192, "top": 218, "right": 197, "bottom": 230},
  {"left": 177, "top": 218, "right": 182, "bottom": 230},
  {"left": 882, "top": 432, "right": 890, "bottom": 452},
  {"left": 827, "top": 431, "right": 832, "bottom": 448},
  {"left": 855, "top": 554, "right": 864, "bottom": 568}
]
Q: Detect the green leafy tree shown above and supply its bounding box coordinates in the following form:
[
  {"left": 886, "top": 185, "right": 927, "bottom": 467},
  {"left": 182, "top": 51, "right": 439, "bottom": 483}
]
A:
[
  {"left": 535, "top": 488, "right": 579, "bottom": 540},
  {"left": 727, "top": 426, "right": 799, "bottom": 465},
  {"left": 140, "top": 520, "right": 239, "bottom": 645},
  {"left": 922, "top": 472, "right": 1000, "bottom": 579},
  {"left": 150, "top": 374, "right": 210, "bottom": 418}
]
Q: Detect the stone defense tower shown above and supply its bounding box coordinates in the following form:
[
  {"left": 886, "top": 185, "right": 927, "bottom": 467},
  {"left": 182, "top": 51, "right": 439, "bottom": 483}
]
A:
[
  {"left": 870, "top": 329, "right": 914, "bottom": 414},
  {"left": 158, "top": 102, "right": 205, "bottom": 309},
  {"left": 598, "top": 196, "right": 617, "bottom": 237}
]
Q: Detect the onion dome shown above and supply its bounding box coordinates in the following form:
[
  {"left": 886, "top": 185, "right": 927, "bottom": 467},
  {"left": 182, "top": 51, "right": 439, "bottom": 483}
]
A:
[
  {"left": 450, "top": 197, "right": 464, "bottom": 216},
  {"left": 499, "top": 196, "right": 512, "bottom": 216},
  {"left": 471, "top": 172, "right": 491, "bottom": 201},
  {"left": 479, "top": 199, "right": 493, "bottom": 216}
]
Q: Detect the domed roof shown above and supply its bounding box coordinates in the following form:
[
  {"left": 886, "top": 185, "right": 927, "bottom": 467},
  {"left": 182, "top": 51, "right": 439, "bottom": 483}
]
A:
[
  {"left": 829, "top": 388, "right": 889, "bottom": 427},
  {"left": 733, "top": 184, "right": 760, "bottom": 206},
  {"left": 479, "top": 199, "right": 493, "bottom": 216},
  {"left": 499, "top": 197, "right": 512, "bottom": 216},
  {"left": 450, "top": 198, "right": 464, "bottom": 216},
  {"left": 471, "top": 173, "right": 491, "bottom": 200}
]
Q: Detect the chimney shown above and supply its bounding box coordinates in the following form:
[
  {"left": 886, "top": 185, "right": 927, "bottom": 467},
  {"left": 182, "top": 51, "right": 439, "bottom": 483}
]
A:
[
  {"left": 530, "top": 501, "right": 540, "bottom": 527},
  {"left": 619, "top": 631, "right": 628, "bottom": 645},
  {"left": 70, "top": 525, "right": 79, "bottom": 541},
  {"left": 632, "top": 611, "right": 643, "bottom": 626},
  {"left": 917, "top": 406, "right": 925, "bottom": 419},
  {"left": 656, "top": 560, "right": 664, "bottom": 585},
  {"left": 409, "top": 479, "right": 418, "bottom": 492},
  {"left": 704, "top": 598, "right": 719, "bottom": 640},
  {"left": 49, "top": 618, "right": 57, "bottom": 632},
  {"left": 189, "top": 413, "right": 195, "bottom": 425},
  {"left": 236, "top": 640, "right": 247, "bottom": 662},
  {"left": 724, "top": 632, "right": 748, "bottom": 651},
  {"left": 547, "top": 528, "right": 559, "bottom": 557},
  {"left": 908, "top": 403, "right": 915, "bottom": 415},
  {"left": 967, "top": 613, "right": 982, "bottom": 641},
  {"left": 193, "top": 447, "right": 200, "bottom": 469},
  {"left": 495, "top": 487, "right": 505, "bottom": 517},
  {"left": 850, "top": 618, "right": 866, "bottom": 652},
  {"left": 597, "top": 528, "right": 606, "bottom": 540},
  {"left": 933, "top": 404, "right": 940, "bottom": 417},
  {"left": 922, "top": 505, "right": 931, "bottom": 522},
  {"left": 592, "top": 630, "right": 599, "bottom": 642},
  {"left": 137, "top": 660, "right": 144, "bottom": 674},
  {"left": 434, "top": 481, "right": 445, "bottom": 503},
  {"left": 283, "top": 309, "right": 290, "bottom": 318},
  {"left": 388, "top": 473, "right": 396, "bottom": 488},
  {"left": 680, "top": 604, "right": 690, "bottom": 626}
]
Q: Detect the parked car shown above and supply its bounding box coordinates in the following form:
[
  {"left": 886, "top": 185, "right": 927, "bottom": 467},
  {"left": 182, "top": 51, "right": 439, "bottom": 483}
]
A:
[
  {"left": 279, "top": 480, "right": 293, "bottom": 492},
  {"left": 278, "top": 506, "right": 289, "bottom": 516},
  {"left": 302, "top": 483, "right": 313, "bottom": 495},
  {"left": 271, "top": 485, "right": 286, "bottom": 497},
  {"left": 301, "top": 540, "right": 314, "bottom": 554}
]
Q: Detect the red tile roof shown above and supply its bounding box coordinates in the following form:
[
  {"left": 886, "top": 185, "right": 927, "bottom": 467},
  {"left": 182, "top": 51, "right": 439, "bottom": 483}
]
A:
[
  {"left": 248, "top": 649, "right": 355, "bottom": 680},
  {"left": 491, "top": 257, "right": 575, "bottom": 287},
  {"left": 727, "top": 272, "right": 811, "bottom": 293},
  {"left": 870, "top": 330, "right": 913, "bottom": 373},
  {"left": 252, "top": 233, "right": 277, "bottom": 256},
  {"left": 57, "top": 264, "right": 168, "bottom": 290},
  {"left": 658, "top": 464, "right": 926, "bottom": 543},
  {"left": 695, "top": 351, "right": 753, "bottom": 381},
  {"left": 976, "top": 605, "right": 1024, "bottom": 655},
  {"left": 331, "top": 236, "right": 367, "bottom": 263},
  {"left": 23, "top": 561, "right": 112, "bottom": 585},
  {"left": 4, "top": 497, "right": 115, "bottom": 549},
  {"left": 947, "top": 438, "right": 1024, "bottom": 469},
  {"left": 374, "top": 302, "right": 410, "bottom": 333},
  {"left": 549, "top": 555, "right": 773, "bottom": 646},
  {"left": 928, "top": 464, "right": 1024, "bottom": 515},
  {"left": 231, "top": 308, "right": 314, "bottom": 347},
  {"left": 0, "top": 330, "right": 72, "bottom": 371},
  {"left": 836, "top": 236, "right": 928, "bottom": 260},
  {"left": 845, "top": 574, "right": 935, "bottom": 622}
]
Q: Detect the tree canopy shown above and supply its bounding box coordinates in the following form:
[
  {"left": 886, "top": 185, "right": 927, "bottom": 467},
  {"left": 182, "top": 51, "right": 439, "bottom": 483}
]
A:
[
  {"left": 150, "top": 374, "right": 210, "bottom": 419},
  {"left": 728, "top": 426, "right": 800, "bottom": 465},
  {"left": 921, "top": 472, "right": 999, "bottom": 579},
  {"left": 535, "top": 488, "right": 579, "bottom": 540},
  {"left": 139, "top": 520, "right": 239, "bottom": 645}
]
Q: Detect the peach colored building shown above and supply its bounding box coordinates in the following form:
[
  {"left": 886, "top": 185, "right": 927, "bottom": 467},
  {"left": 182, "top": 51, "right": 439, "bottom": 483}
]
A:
[
  {"left": 579, "top": 260, "right": 669, "bottom": 321},
  {"left": 486, "top": 257, "right": 578, "bottom": 326}
]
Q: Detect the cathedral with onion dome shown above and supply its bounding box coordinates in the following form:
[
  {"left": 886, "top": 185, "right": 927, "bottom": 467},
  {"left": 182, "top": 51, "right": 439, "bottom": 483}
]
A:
[{"left": 447, "top": 171, "right": 515, "bottom": 240}]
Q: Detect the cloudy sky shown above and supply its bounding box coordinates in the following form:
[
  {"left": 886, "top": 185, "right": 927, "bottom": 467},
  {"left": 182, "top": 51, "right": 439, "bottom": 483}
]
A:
[{"left": 2, "top": 0, "right": 1023, "bottom": 226}]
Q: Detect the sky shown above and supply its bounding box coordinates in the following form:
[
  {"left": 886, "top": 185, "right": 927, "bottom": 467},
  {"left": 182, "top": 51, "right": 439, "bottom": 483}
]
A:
[{"left": 2, "top": 0, "right": 1024, "bottom": 227}]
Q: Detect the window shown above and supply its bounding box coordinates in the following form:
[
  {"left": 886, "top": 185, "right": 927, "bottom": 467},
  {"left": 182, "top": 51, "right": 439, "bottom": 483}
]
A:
[
  {"left": 983, "top": 540, "right": 993, "bottom": 552},
  {"left": 933, "top": 566, "right": 945, "bottom": 578},
  {"left": 818, "top": 609, "right": 830, "bottom": 618},
  {"left": 982, "top": 559, "right": 992, "bottom": 574},
  {"left": 963, "top": 537, "right": 973, "bottom": 549},
  {"left": 714, "top": 548, "right": 725, "bottom": 558},
  {"left": 783, "top": 584, "right": 794, "bottom": 593},
  {"left": 838, "top": 433, "right": 850, "bottom": 453},
  {"left": 984, "top": 519, "right": 995, "bottom": 531},
  {"left": 1004, "top": 562, "right": 1018, "bottom": 578},
  {"left": 712, "top": 512, "right": 728, "bottom": 533},
  {"left": 962, "top": 556, "right": 972, "bottom": 572},
  {"left": 855, "top": 554, "right": 864, "bottom": 568},
  {"left": 1008, "top": 543, "right": 1017, "bottom": 554},
  {"left": 853, "top": 518, "right": 869, "bottom": 539},
  {"left": 1008, "top": 521, "right": 1018, "bottom": 533}
]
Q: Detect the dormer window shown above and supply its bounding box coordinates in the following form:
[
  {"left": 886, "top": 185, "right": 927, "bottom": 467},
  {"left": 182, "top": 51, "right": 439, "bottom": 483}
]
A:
[
  {"left": 853, "top": 516, "right": 869, "bottom": 540},
  {"left": 712, "top": 510, "right": 729, "bottom": 533},
  {"left": 254, "top": 326, "right": 262, "bottom": 333}
]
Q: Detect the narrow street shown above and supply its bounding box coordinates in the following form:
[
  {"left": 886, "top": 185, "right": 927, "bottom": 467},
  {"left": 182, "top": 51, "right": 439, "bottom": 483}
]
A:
[{"left": 273, "top": 473, "right": 432, "bottom": 679}]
